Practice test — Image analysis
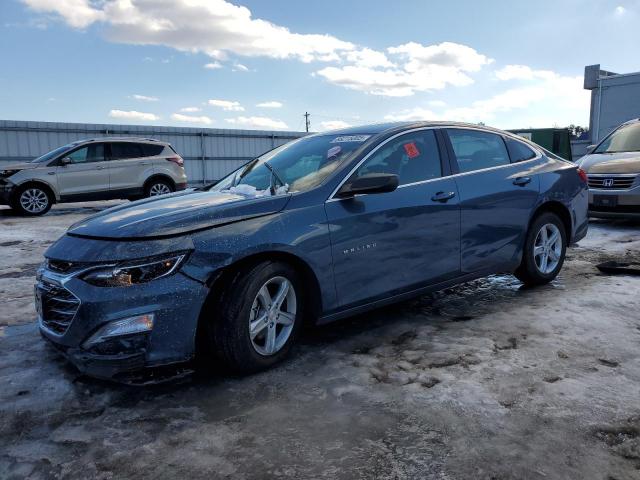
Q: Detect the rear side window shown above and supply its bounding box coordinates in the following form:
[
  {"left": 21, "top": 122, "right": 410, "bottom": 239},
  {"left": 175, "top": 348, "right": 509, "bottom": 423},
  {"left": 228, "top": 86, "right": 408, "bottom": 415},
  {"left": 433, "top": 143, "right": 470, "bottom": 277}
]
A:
[
  {"left": 505, "top": 137, "right": 537, "bottom": 163},
  {"left": 354, "top": 130, "right": 442, "bottom": 185},
  {"left": 140, "top": 143, "right": 164, "bottom": 157},
  {"left": 447, "top": 129, "right": 510, "bottom": 173},
  {"left": 110, "top": 142, "right": 142, "bottom": 159}
]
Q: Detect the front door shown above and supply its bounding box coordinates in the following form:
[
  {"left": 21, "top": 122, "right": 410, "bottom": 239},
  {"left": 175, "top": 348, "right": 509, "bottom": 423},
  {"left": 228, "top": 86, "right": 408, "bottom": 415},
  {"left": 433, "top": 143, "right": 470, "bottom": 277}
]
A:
[
  {"left": 444, "top": 128, "right": 541, "bottom": 273},
  {"left": 56, "top": 143, "right": 108, "bottom": 200},
  {"left": 325, "top": 129, "right": 461, "bottom": 308}
]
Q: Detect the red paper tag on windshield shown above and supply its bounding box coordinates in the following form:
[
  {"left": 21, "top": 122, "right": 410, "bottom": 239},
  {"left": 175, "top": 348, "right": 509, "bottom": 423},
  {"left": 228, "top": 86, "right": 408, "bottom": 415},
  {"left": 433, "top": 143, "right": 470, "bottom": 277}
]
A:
[{"left": 403, "top": 142, "right": 420, "bottom": 159}]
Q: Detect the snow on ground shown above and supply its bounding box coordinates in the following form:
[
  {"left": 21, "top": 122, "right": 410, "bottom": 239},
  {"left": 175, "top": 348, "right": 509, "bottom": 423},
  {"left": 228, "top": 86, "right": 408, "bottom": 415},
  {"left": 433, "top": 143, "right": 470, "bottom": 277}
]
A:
[{"left": 1, "top": 202, "right": 639, "bottom": 479}]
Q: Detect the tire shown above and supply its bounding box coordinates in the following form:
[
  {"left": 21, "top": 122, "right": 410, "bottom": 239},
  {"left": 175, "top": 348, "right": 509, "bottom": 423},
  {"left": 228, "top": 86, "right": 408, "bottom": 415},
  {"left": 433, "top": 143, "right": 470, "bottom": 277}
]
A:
[
  {"left": 204, "top": 261, "right": 303, "bottom": 374},
  {"left": 515, "top": 212, "right": 567, "bottom": 286},
  {"left": 11, "top": 184, "right": 53, "bottom": 216},
  {"left": 145, "top": 179, "right": 174, "bottom": 198}
]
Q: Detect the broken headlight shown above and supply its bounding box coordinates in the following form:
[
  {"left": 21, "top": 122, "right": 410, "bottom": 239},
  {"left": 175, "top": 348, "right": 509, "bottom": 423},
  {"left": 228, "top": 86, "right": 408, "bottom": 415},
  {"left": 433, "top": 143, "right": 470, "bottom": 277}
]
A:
[{"left": 80, "top": 253, "right": 188, "bottom": 287}]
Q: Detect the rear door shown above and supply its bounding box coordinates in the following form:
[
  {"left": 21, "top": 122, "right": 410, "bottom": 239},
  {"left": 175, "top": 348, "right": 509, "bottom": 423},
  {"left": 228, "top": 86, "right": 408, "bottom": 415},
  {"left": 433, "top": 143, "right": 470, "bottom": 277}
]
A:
[
  {"left": 325, "top": 129, "right": 461, "bottom": 308},
  {"left": 56, "top": 143, "right": 109, "bottom": 199},
  {"left": 444, "top": 128, "right": 540, "bottom": 273},
  {"left": 107, "top": 142, "right": 153, "bottom": 194}
]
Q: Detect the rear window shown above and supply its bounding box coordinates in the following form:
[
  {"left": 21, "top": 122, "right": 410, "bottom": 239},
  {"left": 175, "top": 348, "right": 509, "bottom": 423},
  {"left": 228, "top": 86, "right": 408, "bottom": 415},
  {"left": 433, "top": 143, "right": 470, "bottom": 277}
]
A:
[
  {"left": 505, "top": 137, "right": 537, "bottom": 163},
  {"left": 140, "top": 143, "right": 164, "bottom": 156},
  {"left": 110, "top": 142, "right": 142, "bottom": 159},
  {"left": 447, "top": 129, "right": 510, "bottom": 173}
]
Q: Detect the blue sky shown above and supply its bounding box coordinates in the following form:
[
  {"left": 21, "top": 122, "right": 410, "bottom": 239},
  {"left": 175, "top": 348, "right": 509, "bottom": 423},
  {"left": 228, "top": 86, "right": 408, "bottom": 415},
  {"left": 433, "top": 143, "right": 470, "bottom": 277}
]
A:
[{"left": 0, "top": 0, "right": 638, "bottom": 132}]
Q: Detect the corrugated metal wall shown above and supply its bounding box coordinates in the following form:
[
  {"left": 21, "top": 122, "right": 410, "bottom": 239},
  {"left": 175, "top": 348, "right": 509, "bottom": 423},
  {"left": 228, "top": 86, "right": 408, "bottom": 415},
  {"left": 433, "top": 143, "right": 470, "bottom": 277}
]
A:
[{"left": 0, "top": 120, "right": 306, "bottom": 184}]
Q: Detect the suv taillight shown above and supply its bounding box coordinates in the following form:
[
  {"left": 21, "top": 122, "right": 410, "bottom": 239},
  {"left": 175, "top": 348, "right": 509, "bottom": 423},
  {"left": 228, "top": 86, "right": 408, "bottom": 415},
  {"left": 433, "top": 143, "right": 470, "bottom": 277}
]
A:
[
  {"left": 167, "top": 156, "right": 184, "bottom": 167},
  {"left": 577, "top": 167, "right": 588, "bottom": 183}
]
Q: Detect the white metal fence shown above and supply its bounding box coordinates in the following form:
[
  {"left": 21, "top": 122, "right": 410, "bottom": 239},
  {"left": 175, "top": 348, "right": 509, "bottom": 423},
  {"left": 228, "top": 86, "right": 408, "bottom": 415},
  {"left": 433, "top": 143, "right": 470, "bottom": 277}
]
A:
[{"left": 0, "top": 120, "right": 306, "bottom": 184}]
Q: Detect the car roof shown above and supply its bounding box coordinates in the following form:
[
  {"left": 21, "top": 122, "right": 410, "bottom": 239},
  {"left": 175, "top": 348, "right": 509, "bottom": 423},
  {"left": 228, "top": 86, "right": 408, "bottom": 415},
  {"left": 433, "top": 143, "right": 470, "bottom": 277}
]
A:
[
  {"left": 78, "top": 137, "right": 168, "bottom": 144},
  {"left": 312, "top": 121, "right": 515, "bottom": 138}
]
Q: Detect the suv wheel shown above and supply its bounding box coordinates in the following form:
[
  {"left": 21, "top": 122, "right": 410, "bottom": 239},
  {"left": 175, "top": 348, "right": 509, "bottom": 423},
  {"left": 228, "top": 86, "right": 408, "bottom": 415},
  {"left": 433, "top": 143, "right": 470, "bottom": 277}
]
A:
[
  {"left": 515, "top": 212, "right": 567, "bottom": 286},
  {"left": 145, "top": 179, "right": 174, "bottom": 197},
  {"left": 204, "top": 261, "right": 303, "bottom": 373},
  {"left": 12, "top": 185, "right": 53, "bottom": 216}
]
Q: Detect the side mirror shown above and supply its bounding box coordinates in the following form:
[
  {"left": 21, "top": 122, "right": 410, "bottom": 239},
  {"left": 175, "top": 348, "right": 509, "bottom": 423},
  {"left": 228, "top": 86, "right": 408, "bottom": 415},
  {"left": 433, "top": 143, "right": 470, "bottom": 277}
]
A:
[
  {"left": 60, "top": 157, "right": 72, "bottom": 166},
  {"left": 336, "top": 173, "right": 399, "bottom": 198},
  {"left": 586, "top": 145, "right": 596, "bottom": 154}
]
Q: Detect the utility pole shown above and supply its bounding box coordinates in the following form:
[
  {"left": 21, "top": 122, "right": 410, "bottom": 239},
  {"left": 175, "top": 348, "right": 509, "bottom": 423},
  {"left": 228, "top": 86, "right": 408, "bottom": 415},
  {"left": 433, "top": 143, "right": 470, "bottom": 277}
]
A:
[{"left": 304, "top": 112, "right": 310, "bottom": 133}]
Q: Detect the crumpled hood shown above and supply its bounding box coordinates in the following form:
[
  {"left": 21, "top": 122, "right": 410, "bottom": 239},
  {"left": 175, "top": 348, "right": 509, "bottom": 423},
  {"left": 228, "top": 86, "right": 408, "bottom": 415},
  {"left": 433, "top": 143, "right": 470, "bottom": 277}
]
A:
[
  {"left": 66, "top": 190, "right": 290, "bottom": 239},
  {"left": 1, "top": 162, "right": 41, "bottom": 172},
  {"left": 578, "top": 152, "right": 640, "bottom": 174}
]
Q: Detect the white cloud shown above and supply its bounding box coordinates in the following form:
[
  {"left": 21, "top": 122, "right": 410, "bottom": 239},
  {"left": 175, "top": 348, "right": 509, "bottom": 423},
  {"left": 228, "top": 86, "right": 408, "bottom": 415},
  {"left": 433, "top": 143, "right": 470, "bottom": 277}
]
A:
[
  {"left": 22, "top": 0, "right": 104, "bottom": 28},
  {"left": 208, "top": 99, "right": 244, "bottom": 111},
  {"left": 344, "top": 48, "right": 393, "bottom": 68},
  {"left": 318, "top": 120, "right": 351, "bottom": 131},
  {"left": 316, "top": 41, "right": 493, "bottom": 96},
  {"left": 614, "top": 5, "right": 626, "bottom": 16},
  {"left": 180, "top": 106, "right": 201, "bottom": 113},
  {"left": 108, "top": 109, "right": 159, "bottom": 122},
  {"left": 233, "top": 63, "right": 249, "bottom": 72},
  {"left": 204, "top": 62, "right": 222, "bottom": 69},
  {"left": 384, "top": 108, "right": 439, "bottom": 122},
  {"left": 130, "top": 94, "right": 159, "bottom": 102},
  {"left": 495, "top": 64, "right": 555, "bottom": 81},
  {"left": 22, "top": 0, "right": 355, "bottom": 62},
  {"left": 428, "top": 100, "right": 447, "bottom": 107},
  {"left": 171, "top": 113, "right": 212, "bottom": 124},
  {"left": 385, "top": 69, "right": 590, "bottom": 128},
  {"left": 225, "top": 116, "right": 288, "bottom": 130},
  {"left": 256, "top": 101, "right": 283, "bottom": 108}
]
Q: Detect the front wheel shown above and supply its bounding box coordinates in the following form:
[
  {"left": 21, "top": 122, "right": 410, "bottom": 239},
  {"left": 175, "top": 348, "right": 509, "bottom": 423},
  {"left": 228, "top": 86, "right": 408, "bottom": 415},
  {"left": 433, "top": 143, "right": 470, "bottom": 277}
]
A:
[
  {"left": 515, "top": 212, "right": 567, "bottom": 286},
  {"left": 205, "top": 261, "right": 303, "bottom": 373},
  {"left": 12, "top": 185, "right": 53, "bottom": 216}
]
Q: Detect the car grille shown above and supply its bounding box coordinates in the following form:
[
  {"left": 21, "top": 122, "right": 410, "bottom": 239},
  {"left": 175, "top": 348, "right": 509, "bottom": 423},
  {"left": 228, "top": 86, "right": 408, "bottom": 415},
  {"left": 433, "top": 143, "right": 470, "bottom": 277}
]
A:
[
  {"left": 588, "top": 174, "right": 637, "bottom": 189},
  {"left": 37, "top": 280, "right": 80, "bottom": 335}
]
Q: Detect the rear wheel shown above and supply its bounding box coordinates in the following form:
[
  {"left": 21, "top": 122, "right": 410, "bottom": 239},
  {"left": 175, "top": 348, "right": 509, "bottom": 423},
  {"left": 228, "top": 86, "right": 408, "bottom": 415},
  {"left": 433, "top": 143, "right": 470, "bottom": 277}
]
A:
[
  {"left": 11, "top": 184, "right": 53, "bottom": 216},
  {"left": 145, "top": 179, "right": 174, "bottom": 197},
  {"left": 204, "top": 261, "right": 303, "bottom": 373},
  {"left": 515, "top": 212, "right": 567, "bottom": 286}
]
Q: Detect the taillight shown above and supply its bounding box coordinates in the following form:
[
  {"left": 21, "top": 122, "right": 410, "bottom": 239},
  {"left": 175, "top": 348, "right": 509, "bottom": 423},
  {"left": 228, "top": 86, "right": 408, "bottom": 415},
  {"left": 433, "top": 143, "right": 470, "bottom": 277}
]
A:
[
  {"left": 167, "top": 156, "right": 184, "bottom": 167},
  {"left": 577, "top": 167, "right": 588, "bottom": 183}
]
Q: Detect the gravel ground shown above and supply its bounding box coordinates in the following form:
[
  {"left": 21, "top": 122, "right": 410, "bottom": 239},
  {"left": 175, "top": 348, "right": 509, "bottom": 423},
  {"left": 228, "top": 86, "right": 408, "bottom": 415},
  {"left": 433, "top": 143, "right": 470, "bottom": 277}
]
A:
[{"left": 1, "top": 202, "right": 640, "bottom": 479}]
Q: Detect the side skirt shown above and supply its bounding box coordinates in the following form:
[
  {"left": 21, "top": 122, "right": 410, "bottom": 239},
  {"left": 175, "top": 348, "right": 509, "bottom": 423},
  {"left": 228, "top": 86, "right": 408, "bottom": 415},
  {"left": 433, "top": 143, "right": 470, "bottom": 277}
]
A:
[{"left": 316, "top": 263, "right": 517, "bottom": 325}]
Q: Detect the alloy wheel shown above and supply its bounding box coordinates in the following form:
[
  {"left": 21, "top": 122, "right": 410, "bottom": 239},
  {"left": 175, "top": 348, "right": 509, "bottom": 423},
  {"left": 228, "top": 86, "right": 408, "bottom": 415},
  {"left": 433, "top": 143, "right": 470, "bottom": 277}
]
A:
[
  {"left": 533, "top": 223, "right": 562, "bottom": 274},
  {"left": 248, "top": 276, "right": 297, "bottom": 356},
  {"left": 19, "top": 188, "right": 49, "bottom": 213},
  {"left": 149, "top": 183, "right": 171, "bottom": 196}
]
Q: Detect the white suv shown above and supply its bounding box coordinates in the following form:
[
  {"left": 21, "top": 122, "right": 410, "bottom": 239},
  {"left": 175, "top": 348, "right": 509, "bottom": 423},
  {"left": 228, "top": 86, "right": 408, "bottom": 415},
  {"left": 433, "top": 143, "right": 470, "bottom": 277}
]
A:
[{"left": 0, "top": 138, "right": 188, "bottom": 215}]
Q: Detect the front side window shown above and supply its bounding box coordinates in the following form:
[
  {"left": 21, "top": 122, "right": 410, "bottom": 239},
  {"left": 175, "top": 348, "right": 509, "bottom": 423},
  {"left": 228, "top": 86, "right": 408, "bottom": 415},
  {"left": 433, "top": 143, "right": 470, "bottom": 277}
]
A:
[
  {"left": 447, "top": 129, "right": 510, "bottom": 173},
  {"left": 31, "top": 144, "right": 78, "bottom": 164},
  {"left": 352, "top": 130, "right": 442, "bottom": 185},
  {"left": 110, "top": 142, "right": 143, "bottom": 160},
  {"left": 212, "top": 133, "right": 371, "bottom": 195},
  {"left": 65, "top": 144, "right": 105, "bottom": 164},
  {"left": 595, "top": 122, "right": 640, "bottom": 154},
  {"left": 505, "top": 137, "right": 537, "bottom": 163}
]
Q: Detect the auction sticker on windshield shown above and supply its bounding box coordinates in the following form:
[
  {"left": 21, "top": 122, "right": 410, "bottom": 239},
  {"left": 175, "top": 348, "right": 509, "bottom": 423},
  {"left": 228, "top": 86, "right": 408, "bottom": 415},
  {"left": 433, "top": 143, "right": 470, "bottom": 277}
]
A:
[{"left": 331, "top": 135, "right": 370, "bottom": 143}]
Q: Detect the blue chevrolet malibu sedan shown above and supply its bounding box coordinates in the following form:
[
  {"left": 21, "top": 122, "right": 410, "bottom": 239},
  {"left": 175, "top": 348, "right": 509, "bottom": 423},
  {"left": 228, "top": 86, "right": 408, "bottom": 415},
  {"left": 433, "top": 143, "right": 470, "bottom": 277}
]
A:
[{"left": 36, "top": 122, "right": 589, "bottom": 380}]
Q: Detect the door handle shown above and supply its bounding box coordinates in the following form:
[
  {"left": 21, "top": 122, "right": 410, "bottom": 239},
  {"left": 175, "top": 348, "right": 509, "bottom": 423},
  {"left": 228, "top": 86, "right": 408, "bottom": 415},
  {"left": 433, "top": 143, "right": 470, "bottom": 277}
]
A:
[
  {"left": 513, "top": 176, "right": 532, "bottom": 186},
  {"left": 47, "top": 171, "right": 55, "bottom": 175},
  {"left": 431, "top": 191, "right": 456, "bottom": 203},
  {"left": 140, "top": 161, "right": 151, "bottom": 165},
  {"left": 96, "top": 165, "right": 105, "bottom": 170}
]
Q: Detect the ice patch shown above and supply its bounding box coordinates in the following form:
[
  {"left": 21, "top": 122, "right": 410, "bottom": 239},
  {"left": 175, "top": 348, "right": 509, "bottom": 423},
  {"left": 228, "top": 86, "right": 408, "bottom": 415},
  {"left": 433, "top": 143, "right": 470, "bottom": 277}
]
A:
[{"left": 222, "top": 183, "right": 289, "bottom": 198}]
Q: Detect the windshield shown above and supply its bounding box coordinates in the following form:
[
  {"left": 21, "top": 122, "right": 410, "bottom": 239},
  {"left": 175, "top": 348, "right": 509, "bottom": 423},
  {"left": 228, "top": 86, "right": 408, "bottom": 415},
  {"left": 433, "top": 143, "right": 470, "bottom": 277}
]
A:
[
  {"left": 31, "top": 143, "right": 77, "bottom": 163},
  {"left": 212, "top": 133, "right": 371, "bottom": 196},
  {"left": 595, "top": 122, "right": 640, "bottom": 154}
]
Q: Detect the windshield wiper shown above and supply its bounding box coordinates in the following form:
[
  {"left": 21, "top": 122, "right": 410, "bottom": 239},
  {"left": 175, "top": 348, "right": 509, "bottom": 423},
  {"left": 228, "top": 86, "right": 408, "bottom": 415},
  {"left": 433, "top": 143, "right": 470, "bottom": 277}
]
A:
[{"left": 263, "top": 162, "right": 285, "bottom": 195}]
